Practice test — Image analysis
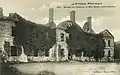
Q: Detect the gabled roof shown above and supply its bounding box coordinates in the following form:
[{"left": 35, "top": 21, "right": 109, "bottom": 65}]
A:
[{"left": 99, "top": 29, "right": 114, "bottom": 38}]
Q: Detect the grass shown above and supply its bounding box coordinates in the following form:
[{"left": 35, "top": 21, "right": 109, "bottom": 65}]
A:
[{"left": 12, "top": 61, "right": 120, "bottom": 75}]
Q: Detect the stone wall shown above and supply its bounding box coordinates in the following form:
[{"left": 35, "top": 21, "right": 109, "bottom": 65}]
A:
[{"left": 0, "top": 21, "right": 15, "bottom": 51}]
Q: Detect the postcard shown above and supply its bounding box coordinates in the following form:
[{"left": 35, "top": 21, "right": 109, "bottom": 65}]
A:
[{"left": 0, "top": 0, "right": 120, "bottom": 75}]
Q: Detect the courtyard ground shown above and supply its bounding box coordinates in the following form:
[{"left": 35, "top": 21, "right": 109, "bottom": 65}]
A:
[{"left": 13, "top": 61, "right": 120, "bottom": 75}]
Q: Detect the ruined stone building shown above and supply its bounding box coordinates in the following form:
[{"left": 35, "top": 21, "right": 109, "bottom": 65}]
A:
[
  {"left": 82, "top": 14, "right": 114, "bottom": 61},
  {"left": 47, "top": 8, "right": 114, "bottom": 62},
  {"left": 99, "top": 29, "right": 114, "bottom": 61},
  {"left": 0, "top": 7, "right": 115, "bottom": 62}
]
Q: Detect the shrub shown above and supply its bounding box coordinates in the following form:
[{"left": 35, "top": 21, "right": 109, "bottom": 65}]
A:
[{"left": 37, "top": 70, "right": 55, "bottom": 75}]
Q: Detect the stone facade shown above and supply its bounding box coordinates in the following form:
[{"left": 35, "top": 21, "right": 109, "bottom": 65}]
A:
[
  {"left": 82, "top": 16, "right": 114, "bottom": 61},
  {"left": 0, "top": 8, "right": 14, "bottom": 52},
  {"left": 49, "top": 28, "right": 69, "bottom": 62},
  {"left": 0, "top": 18, "right": 17, "bottom": 62},
  {"left": 0, "top": 20, "right": 15, "bottom": 51},
  {"left": 100, "top": 29, "right": 114, "bottom": 61}
]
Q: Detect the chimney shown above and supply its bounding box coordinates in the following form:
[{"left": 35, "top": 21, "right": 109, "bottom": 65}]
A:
[
  {"left": 87, "top": 16, "right": 92, "bottom": 28},
  {"left": 70, "top": 11, "right": 75, "bottom": 22},
  {"left": 49, "top": 8, "right": 54, "bottom": 22},
  {"left": 87, "top": 16, "right": 92, "bottom": 23}
]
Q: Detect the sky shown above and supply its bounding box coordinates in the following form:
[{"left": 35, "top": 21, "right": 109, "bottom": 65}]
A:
[{"left": 0, "top": 0, "right": 120, "bottom": 41}]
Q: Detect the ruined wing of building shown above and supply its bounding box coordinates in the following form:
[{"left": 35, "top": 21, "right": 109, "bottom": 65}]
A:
[{"left": 0, "top": 7, "right": 115, "bottom": 62}]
